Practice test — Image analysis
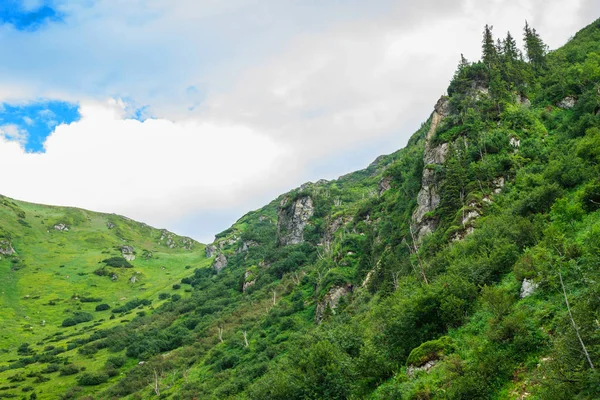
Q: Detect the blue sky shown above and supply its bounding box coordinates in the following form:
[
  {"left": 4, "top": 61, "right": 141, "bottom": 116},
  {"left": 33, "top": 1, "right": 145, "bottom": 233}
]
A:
[
  {"left": 0, "top": 0, "right": 63, "bottom": 31},
  {"left": 0, "top": 0, "right": 597, "bottom": 243}
]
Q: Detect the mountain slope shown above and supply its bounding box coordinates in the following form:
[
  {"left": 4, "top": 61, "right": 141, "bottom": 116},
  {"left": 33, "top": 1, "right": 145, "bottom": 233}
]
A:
[
  {"left": 0, "top": 196, "right": 208, "bottom": 398},
  {"left": 2, "top": 17, "right": 600, "bottom": 399}
]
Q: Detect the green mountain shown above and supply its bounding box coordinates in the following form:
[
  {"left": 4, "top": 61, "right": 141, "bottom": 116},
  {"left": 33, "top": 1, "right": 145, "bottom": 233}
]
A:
[{"left": 2, "top": 18, "right": 600, "bottom": 399}]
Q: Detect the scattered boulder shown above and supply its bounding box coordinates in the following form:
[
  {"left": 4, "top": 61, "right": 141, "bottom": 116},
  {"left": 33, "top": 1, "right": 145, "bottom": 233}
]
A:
[
  {"left": 0, "top": 239, "right": 15, "bottom": 256},
  {"left": 558, "top": 96, "right": 576, "bottom": 109},
  {"left": 520, "top": 278, "right": 539, "bottom": 298},
  {"left": 315, "top": 284, "right": 353, "bottom": 324},
  {"left": 212, "top": 254, "right": 227, "bottom": 272},
  {"left": 121, "top": 246, "right": 135, "bottom": 261},
  {"left": 509, "top": 136, "right": 521, "bottom": 148},
  {"left": 277, "top": 196, "right": 314, "bottom": 246},
  {"left": 106, "top": 222, "right": 116, "bottom": 229},
  {"left": 205, "top": 244, "right": 217, "bottom": 258},
  {"left": 53, "top": 223, "right": 69, "bottom": 232},
  {"left": 406, "top": 336, "right": 454, "bottom": 377},
  {"left": 159, "top": 230, "right": 177, "bottom": 248},
  {"left": 182, "top": 237, "right": 194, "bottom": 250}
]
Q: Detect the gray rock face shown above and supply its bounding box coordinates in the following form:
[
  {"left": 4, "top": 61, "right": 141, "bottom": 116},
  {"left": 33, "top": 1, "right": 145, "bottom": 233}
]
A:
[
  {"left": 205, "top": 244, "right": 217, "bottom": 258},
  {"left": 242, "top": 270, "right": 256, "bottom": 293},
  {"left": 378, "top": 176, "right": 392, "bottom": 195},
  {"left": 121, "top": 245, "right": 135, "bottom": 261},
  {"left": 520, "top": 278, "right": 539, "bottom": 298},
  {"left": 53, "top": 223, "right": 69, "bottom": 232},
  {"left": 315, "top": 284, "right": 353, "bottom": 324},
  {"left": 411, "top": 96, "right": 450, "bottom": 240},
  {"left": 107, "top": 222, "right": 116, "bottom": 229},
  {"left": 182, "top": 237, "right": 194, "bottom": 251},
  {"left": 558, "top": 96, "right": 576, "bottom": 109},
  {"left": 212, "top": 253, "right": 228, "bottom": 272},
  {"left": 159, "top": 230, "right": 177, "bottom": 248},
  {"left": 407, "top": 360, "right": 437, "bottom": 377},
  {"left": 0, "top": 239, "right": 15, "bottom": 255},
  {"left": 237, "top": 240, "right": 258, "bottom": 254},
  {"left": 277, "top": 196, "right": 314, "bottom": 246}
]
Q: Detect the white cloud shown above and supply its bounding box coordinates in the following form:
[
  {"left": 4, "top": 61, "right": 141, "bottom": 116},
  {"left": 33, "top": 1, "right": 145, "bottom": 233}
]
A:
[
  {"left": 0, "top": 124, "right": 28, "bottom": 146},
  {"left": 0, "top": 0, "right": 597, "bottom": 241},
  {"left": 0, "top": 100, "right": 296, "bottom": 241}
]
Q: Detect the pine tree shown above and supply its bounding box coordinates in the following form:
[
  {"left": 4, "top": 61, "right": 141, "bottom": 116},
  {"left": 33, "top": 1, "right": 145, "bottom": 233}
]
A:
[
  {"left": 482, "top": 25, "right": 498, "bottom": 69},
  {"left": 524, "top": 21, "right": 547, "bottom": 70},
  {"left": 503, "top": 31, "right": 519, "bottom": 62}
]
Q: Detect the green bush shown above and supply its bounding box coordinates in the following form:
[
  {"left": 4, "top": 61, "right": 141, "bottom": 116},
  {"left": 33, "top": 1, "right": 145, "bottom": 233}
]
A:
[
  {"left": 76, "top": 371, "right": 109, "bottom": 386},
  {"left": 406, "top": 336, "right": 455, "bottom": 367},
  {"left": 95, "top": 303, "right": 111, "bottom": 311},
  {"left": 102, "top": 257, "right": 133, "bottom": 268},
  {"left": 59, "top": 364, "right": 79, "bottom": 376}
]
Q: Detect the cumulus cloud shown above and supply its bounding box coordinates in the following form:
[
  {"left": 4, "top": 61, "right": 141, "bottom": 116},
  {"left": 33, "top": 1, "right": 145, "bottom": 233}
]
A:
[
  {"left": 0, "top": 100, "right": 296, "bottom": 241},
  {"left": 0, "top": 0, "right": 597, "bottom": 241}
]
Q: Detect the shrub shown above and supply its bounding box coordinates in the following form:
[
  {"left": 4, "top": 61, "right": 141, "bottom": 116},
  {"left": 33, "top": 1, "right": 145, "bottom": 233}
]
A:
[
  {"left": 61, "top": 312, "right": 93, "bottom": 327},
  {"left": 158, "top": 293, "right": 170, "bottom": 300},
  {"left": 172, "top": 284, "right": 181, "bottom": 290},
  {"left": 406, "top": 336, "right": 455, "bottom": 367},
  {"left": 105, "top": 355, "right": 127, "bottom": 369},
  {"left": 59, "top": 364, "right": 79, "bottom": 376},
  {"left": 95, "top": 303, "right": 110, "bottom": 311},
  {"left": 80, "top": 297, "right": 102, "bottom": 303},
  {"left": 102, "top": 257, "right": 133, "bottom": 268},
  {"left": 76, "top": 371, "right": 109, "bottom": 386}
]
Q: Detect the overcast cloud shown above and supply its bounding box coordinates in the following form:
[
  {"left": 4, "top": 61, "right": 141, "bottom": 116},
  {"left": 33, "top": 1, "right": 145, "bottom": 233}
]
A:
[{"left": 0, "top": 0, "right": 598, "bottom": 242}]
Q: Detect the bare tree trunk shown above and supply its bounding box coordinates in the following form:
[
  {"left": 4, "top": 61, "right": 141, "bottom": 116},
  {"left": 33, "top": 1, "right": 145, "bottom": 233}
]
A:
[
  {"left": 558, "top": 269, "right": 595, "bottom": 370},
  {"left": 272, "top": 289, "right": 277, "bottom": 306},
  {"left": 218, "top": 326, "right": 224, "bottom": 343},
  {"left": 149, "top": 368, "right": 160, "bottom": 396},
  {"left": 243, "top": 331, "right": 249, "bottom": 347}
]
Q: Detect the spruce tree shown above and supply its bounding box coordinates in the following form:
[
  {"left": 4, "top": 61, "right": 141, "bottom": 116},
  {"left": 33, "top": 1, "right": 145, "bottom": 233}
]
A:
[
  {"left": 524, "top": 21, "right": 547, "bottom": 70},
  {"left": 482, "top": 24, "right": 498, "bottom": 69}
]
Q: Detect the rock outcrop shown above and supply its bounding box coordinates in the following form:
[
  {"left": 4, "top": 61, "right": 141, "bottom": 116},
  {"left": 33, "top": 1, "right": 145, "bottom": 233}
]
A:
[
  {"left": 212, "top": 253, "right": 228, "bottom": 272},
  {"left": 411, "top": 96, "right": 450, "bottom": 240},
  {"left": 0, "top": 239, "right": 15, "bottom": 256},
  {"left": 236, "top": 240, "right": 258, "bottom": 254},
  {"left": 315, "top": 284, "right": 353, "bottom": 324},
  {"left": 121, "top": 245, "right": 135, "bottom": 261},
  {"left": 378, "top": 176, "right": 392, "bottom": 195},
  {"left": 205, "top": 244, "right": 217, "bottom": 258},
  {"left": 158, "top": 230, "right": 195, "bottom": 250},
  {"left": 107, "top": 222, "right": 116, "bottom": 229},
  {"left": 242, "top": 270, "right": 256, "bottom": 293},
  {"left": 520, "top": 278, "right": 538, "bottom": 298},
  {"left": 277, "top": 196, "right": 314, "bottom": 246},
  {"left": 558, "top": 96, "right": 576, "bottom": 109},
  {"left": 53, "top": 223, "right": 69, "bottom": 232}
]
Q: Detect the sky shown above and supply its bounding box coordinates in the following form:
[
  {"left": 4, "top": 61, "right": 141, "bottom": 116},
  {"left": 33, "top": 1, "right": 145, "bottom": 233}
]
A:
[{"left": 0, "top": 0, "right": 598, "bottom": 243}]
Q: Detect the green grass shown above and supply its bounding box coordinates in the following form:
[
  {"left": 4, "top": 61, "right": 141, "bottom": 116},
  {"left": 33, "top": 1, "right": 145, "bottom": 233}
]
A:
[{"left": 0, "top": 196, "right": 210, "bottom": 398}]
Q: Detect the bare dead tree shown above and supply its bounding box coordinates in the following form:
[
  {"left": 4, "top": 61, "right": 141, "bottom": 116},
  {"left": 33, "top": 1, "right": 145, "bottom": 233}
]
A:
[
  {"left": 392, "top": 270, "right": 401, "bottom": 291},
  {"left": 558, "top": 268, "right": 595, "bottom": 370},
  {"left": 243, "top": 331, "right": 249, "bottom": 347},
  {"left": 218, "top": 325, "right": 224, "bottom": 343},
  {"left": 272, "top": 289, "right": 277, "bottom": 306},
  {"left": 554, "top": 246, "right": 595, "bottom": 371},
  {"left": 149, "top": 368, "right": 161, "bottom": 396}
]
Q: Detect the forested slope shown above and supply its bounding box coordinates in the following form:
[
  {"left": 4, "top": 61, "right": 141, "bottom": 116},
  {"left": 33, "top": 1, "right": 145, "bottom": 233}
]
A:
[{"left": 2, "top": 18, "right": 600, "bottom": 399}]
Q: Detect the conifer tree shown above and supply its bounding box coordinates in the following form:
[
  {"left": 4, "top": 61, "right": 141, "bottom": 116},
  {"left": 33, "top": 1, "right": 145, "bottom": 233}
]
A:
[
  {"left": 524, "top": 21, "right": 547, "bottom": 70},
  {"left": 482, "top": 25, "right": 498, "bottom": 69},
  {"left": 503, "top": 31, "right": 519, "bottom": 62}
]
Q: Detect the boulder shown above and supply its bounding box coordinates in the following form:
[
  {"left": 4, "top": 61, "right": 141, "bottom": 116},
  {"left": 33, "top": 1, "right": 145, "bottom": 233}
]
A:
[
  {"left": 558, "top": 96, "right": 576, "bottom": 109},
  {"left": 53, "top": 223, "right": 69, "bottom": 232},
  {"left": 520, "top": 278, "right": 538, "bottom": 298},
  {"left": 121, "top": 245, "right": 135, "bottom": 261},
  {"left": 378, "top": 176, "right": 392, "bottom": 195},
  {"left": 0, "top": 239, "right": 15, "bottom": 256}
]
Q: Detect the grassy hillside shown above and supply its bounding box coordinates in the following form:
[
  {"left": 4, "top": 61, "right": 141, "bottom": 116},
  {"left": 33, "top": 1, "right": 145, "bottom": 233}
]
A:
[
  {"left": 0, "top": 197, "right": 209, "bottom": 398},
  {"left": 2, "top": 17, "right": 600, "bottom": 400}
]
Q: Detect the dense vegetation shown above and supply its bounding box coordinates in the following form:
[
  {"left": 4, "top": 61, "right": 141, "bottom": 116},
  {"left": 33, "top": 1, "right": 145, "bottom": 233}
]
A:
[{"left": 2, "top": 18, "right": 600, "bottom": 399}]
